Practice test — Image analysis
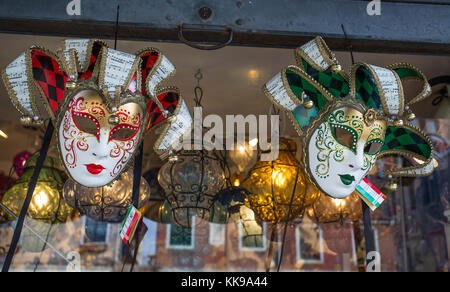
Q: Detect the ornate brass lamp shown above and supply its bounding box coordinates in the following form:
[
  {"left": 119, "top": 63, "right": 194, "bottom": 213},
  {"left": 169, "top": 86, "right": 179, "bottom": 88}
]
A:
[
  {"left": 1, "top": 154, "right": 73, "bottom": 252},
  {"left": 306, "top": 191, "right": 363, "bottom": 224},
  {"left": 243, "top": 138, "right": 319, "bottom": 223},
  {"left": 64, "top": 169, "right": 150, "bottom": 223},
  {"left": 158, "top": 148, "right": 226, "bottom": 228}
]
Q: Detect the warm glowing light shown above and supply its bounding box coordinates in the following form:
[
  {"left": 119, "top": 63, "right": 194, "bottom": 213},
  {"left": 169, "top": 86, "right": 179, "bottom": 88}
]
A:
[
  {"left": 248, "top": 69, "right": 259, "bottom": 80},
  {"left": 0, "top": 130, "right": 8, "bottom": 139},
  {"left": 243, "top": 138, "right": 319, "bottom": 223},
  {"left": 33, "top": 191, "right": 49, "bottom": 209},
  {"left": 272, "top": 170, "right": 287, "bottom": 187},
  {"left": 233, "top": 178, "right": 241, "bottom": 187},
  {"left": 238, "top": 145, "right": 246, "bottom": 154},
  {"left": 249, "top": 138, "right": 258, "bottom": 148},
  {"left": 332, "top": 198, "right": 345, "bottom": 208}
]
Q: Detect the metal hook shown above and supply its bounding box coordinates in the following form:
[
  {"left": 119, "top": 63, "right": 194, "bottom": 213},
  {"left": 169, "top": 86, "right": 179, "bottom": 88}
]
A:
[{"left": 178, "top": 24, "right": 233, "bottom": 50}]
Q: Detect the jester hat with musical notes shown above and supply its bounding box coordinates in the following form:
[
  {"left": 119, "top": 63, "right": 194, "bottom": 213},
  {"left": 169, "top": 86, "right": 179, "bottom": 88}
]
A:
[
  {"left": 2, "top": 39, "right": 192, "bottom": 188},
  {"left": 264, "top": 36, "right": 435, "bottom": 199}
]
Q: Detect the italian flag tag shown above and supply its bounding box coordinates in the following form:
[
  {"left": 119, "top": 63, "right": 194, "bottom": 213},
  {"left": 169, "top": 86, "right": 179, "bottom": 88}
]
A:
[
  {"left": 120, "top": 205, "right": 142, "bottom": 244},
  {"left": 356, "top": 178, "right": 386, "bottom": 211}
]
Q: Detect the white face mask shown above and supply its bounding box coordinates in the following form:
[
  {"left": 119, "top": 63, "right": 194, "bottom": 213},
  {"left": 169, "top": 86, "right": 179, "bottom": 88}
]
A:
[
  {"left": 307, "top": 106, "right": 385, "bottom": 198},
  {"left": 58, "top": 89, "right": 144, "bottom": 187}
]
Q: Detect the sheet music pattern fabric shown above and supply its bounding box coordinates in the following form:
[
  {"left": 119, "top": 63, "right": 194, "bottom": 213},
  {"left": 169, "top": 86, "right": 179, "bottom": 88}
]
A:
[
  {"left": 156, "top": 100, "right": 192, "bottom": 151},
  {"left": 103, "top": 49, "right": 136, "bottom": 98},
  {"left": 265, "top": 72, "right": 297, "bottom": 111},
  {"left": 148, "top": 56, "right": 175, "bottom": 97},
  {"left": 5, "top": 53, "right": 35, "bottom": 116},
  {"left": 65, "top": 39, "right": 89, "bottom": 69},
  {"left": 300, "top": 39, "right": 328, "bottom": 70},
  {"left": 370, "top": 65, "right": 401, "bottom": 115}
]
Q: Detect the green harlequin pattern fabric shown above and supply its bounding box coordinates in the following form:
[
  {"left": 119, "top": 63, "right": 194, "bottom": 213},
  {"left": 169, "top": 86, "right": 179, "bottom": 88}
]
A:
[
  {"left": 393, "top": 67, "right": 423, "bottom": 80},
  {"left": 354, "top": 66, "right": 382, "bottom": 110},
  {"left": 381, "top": 126, "right": 432, "bottom": 159},
  {"left": 301, "top": 59, "right": 349, "bottom": 98},
  {"left": 285, "top": 69, "right": 329, "bottom": 110},
  {"left": 292, "top": 105, "right": 318, "bottom": 129}
]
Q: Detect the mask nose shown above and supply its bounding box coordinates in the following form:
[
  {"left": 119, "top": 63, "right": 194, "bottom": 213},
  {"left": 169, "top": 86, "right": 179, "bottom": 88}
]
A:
[
  {"left": 348, "top": 141, "right": 365, "bottom": 170},
  {"left": 92, "top": 130, "right": 110, "bottom": 158}
]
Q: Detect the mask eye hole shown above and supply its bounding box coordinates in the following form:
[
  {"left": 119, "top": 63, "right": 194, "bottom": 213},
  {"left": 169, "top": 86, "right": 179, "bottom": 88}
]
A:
[
  {"left": 72, "top": 112, "right": 99, "bottom": 137},
  {"left": 331, "top": 125, "right": 356, "bottom": 150},
  {"left": 364, "top": 140, "right": 383, "bottom": 155},
  {"left": 110, "top": 125, "right": 138, "bottom": 141}
]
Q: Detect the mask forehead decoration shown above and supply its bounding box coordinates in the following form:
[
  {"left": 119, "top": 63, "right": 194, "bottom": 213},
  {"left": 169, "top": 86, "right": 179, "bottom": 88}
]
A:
[
  {"left": 263, "top": 36, "right": 435, "bottom": 199},
  {"left": 2, "top": 39, "right": 193, "bottom": 188}
]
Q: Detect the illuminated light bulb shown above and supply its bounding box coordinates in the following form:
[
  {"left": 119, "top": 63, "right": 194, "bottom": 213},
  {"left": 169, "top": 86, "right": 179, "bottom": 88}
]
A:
[
  {"left": 33, "top": 191, "right": 49, "bottom": 209},
  {"left": 233, "top": 178, "right": 241, "bottom": 187},
  {"left": 332, "top": 198, "right": 345, "bottom": 208},
  {"left": 249, "top": 138, "right": 258, "bottom": 148},
  {"left": 0, "top": 130, "right": 8, "bottom": 139}
]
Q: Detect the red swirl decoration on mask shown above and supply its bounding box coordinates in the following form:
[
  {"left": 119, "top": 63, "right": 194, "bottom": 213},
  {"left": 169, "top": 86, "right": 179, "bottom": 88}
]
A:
[
  {"left": 62, "top": 100, "right": 90, "bottom": 168},
  {"left": 109, "top": 138, "right": 138, "bottom": 177}
]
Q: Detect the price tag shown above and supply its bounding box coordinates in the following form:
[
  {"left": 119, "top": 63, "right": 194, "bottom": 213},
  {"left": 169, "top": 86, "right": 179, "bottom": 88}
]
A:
[
  {"left": 357, "top": 178, "right": 386, "bottom": 211},
  {"left": 119, "top": 205, "right": 142, "bottom": 244}
]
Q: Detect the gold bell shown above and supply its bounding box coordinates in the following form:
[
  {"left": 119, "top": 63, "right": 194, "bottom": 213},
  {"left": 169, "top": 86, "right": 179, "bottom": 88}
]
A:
[
  {"left": 387, "top": 182, "right": 398, "bottom": 191},
  {"left": 303, "top": 100, "right": 314, "bottom": 109},
  {"left": 406, "top": 112, "right": 416, "bottom": 121},
  {"left": 108, "top": 115, "right": 120, "bottom": 126},
  {"left": 168, "top": 155, "right": 178, "bottom": 162},
  {"left": 331, "top": 64, "right": 342, "bottom": 74},
  {"left": 393, "top": 119, "right": 404, "bottom": 127},
  {"left": 65, "top": 81, "right": 77, "bottom": 90},
  {"left": 19, "top": 116, "right": 33, "bottom": 126}
]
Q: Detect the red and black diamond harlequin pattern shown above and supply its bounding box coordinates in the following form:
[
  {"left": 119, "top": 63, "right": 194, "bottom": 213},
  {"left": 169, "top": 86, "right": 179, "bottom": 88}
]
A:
[
  {"left": 146, "top": 91, "right": 179, "bottom": 131},
  {"left": 140, "top": 51, "right": 159, "bottom": 96},
  {"left": 31, "top": 49, "right": 69, "bottom": 115},
  {"left": 78, "top": 41, "right": 103, "bottom": 80}
]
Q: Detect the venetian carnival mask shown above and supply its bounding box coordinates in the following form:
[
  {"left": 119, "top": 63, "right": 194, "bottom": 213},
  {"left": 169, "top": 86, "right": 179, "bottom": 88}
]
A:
[
  {"left": 264, "top": 36, "right": 435, "bottom": 199},
  {"left": 2, "top": 39, "right": 193, "bottom": 188}
]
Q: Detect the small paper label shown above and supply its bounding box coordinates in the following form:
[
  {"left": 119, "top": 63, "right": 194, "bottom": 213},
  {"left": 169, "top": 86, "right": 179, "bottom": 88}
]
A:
[
  {"left": 357, "top": 178, "right": 386, "bottom": 211},
  {"left": 119, "top": 205, "right": 142, "bottom": 244}
]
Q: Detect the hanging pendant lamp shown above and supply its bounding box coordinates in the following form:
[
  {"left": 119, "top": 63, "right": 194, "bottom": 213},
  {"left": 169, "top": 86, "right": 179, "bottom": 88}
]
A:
[
  {"left": 64, "top": 169, "right": 150, "bottom": 223},
  {"left": 243, "top": 138, "right": 319, "bottom": 223},
  {"left": 306, "top": 190, "right": 363, "bottom": 224},
  {"left": 1, "top": 154, "right": 73, "bottom": 252},
  {"left": 158, "top": 147, "right": 226, "bottom": 227}
]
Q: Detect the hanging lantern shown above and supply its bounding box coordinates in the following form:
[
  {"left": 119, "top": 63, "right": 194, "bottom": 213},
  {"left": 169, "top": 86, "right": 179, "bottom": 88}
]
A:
[
  {"left": 158, "top": 148, "right": 226, "bottom": 228},
  {"left": 243, "top": 138, "right": 319, "bottom": 223},
  {"left": 1, "top": 154, "right": 73, "bottom": 252},
  {"left": 1, "top": 154, "right": 73, "bottom": 223},
  {"left": 63, "top": 169, "right": 150, "bottom": 223},
  {"left": 13, "top": 151, "right": 31, "bottom": 178},
  {"left": 306, "top": 190, "right": 363, "bottom": 224}
]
